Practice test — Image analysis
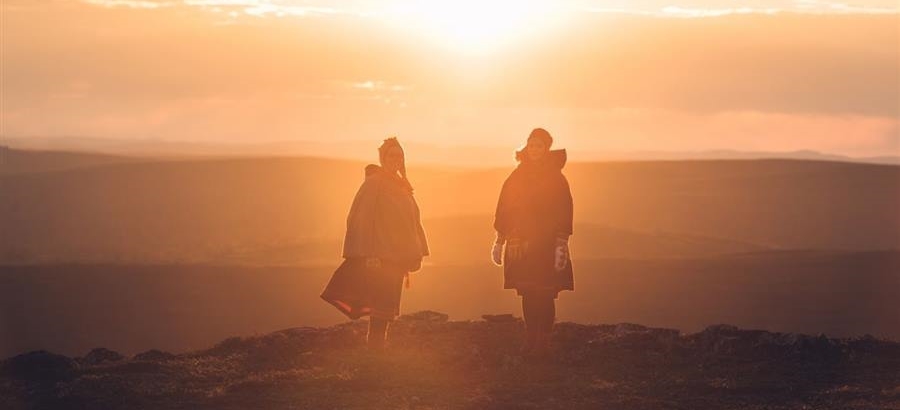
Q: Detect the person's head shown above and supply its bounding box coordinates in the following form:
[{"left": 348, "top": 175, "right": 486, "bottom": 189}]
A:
[
  {"left": 378, "top": 137, "right": 405, "bottom": 175},
  {"left": 521, "top": 128, "right": 552, "bottom": 162}
]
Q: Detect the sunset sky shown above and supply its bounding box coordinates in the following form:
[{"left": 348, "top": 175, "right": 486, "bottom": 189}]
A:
[{"left": 2, "top": 0, "right": 898, "bottom": 157}]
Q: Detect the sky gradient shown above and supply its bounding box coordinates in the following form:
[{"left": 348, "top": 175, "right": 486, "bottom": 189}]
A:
[{"left": 2, "top": 0, "right": 898, "bottom": 157}]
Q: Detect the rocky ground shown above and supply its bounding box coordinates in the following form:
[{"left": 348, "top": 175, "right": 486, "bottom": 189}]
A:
[{"left": 2, "top": 311, "right": 899, "bottom": 410}]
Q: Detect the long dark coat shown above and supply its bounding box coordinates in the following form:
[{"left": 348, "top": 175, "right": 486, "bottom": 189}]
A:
[
  {"left": 321, "top": 165, "right": 429, "bottom": 320},
  {"left": 494, "top": 149, "right": 574, "bottom": 297},
  {"left": 341, "top": 165, "right": 429, "bottom": 266}
]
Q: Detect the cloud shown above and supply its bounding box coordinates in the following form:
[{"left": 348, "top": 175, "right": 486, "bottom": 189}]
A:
[
  {"left": 348, "top": 81, "right": 409, "bottom": 93},
  {"left": 6, "top": 4, "right": 896, "bottom": 115},
  {"left": 791, "top": 0, "right": 899, "bottom": 13},
  {"left": 77, "top": 0, "right": 348, "bottom": 17},
  {"left": 659, "top": 6, "right": 781, "bottom": 17},
  {"left": 73, "top": 0, "right": 899, "bottom": 16},
  {"left": 83, "top": 0, "right": 175, "bottom": 8}
]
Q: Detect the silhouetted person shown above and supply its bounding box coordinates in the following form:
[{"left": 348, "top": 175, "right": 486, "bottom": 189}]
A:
[
  {"left": 321, "top": 137, "right": 429, "bottom": 350},
  {"left": 492, "top": 128, "right": 574, "bottom": 358}
]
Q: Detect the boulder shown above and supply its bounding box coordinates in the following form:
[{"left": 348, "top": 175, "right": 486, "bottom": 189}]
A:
[
  {"left": 481, "top": 314, "right": 518, "bottom": 323},
  {"left": 133, "top": 349, "right": 176, "bottom": 362},
  {"left": 81, "top": 348, "right": 125, "bottom": 365},
  {"left": 2, "top": 350, "right": 78, "bottom": 382},
  {"left": 399, "top": 310, "right": 450, "bottom": 323}
]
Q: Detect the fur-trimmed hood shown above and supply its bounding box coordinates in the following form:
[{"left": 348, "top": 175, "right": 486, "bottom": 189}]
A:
[
  {"left": 515, "top": 149, "right": 568, "bottom": 169},
  {"left": 364, "top": 164, "right": 413, "bottom": 192}
]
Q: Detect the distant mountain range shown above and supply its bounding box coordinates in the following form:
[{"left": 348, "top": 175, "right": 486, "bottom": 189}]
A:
[{"left": 3, "top": 137, "right": 898, "bottom": 166}]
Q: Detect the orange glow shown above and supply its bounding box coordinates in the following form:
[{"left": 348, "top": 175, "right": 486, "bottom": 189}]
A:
[
  {"left": 1, "top": 1, "right": 897, "bottom": 157},
  {"left": 384, "top": 0, "right": 563, "bottom": 53}
]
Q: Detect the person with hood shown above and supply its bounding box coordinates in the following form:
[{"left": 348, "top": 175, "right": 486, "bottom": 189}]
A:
[
  {"left": 492, "top": 128, "right": 574, "bottom": 358},
  {"left": 321, "top": 137, "right": 429, "bottom": 350}
]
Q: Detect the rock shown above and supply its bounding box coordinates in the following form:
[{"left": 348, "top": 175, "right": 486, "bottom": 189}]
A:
[
  {"left": 2, "top": 351, "right": 78, "bottom": 382},
  {"left": 1, "top": 320, "right": 895, "bottom": 409},
  {"left": 81, "top": 348, "right": 125, "bottom": 365},
  {"left": 701, "top": 324, "right": 741, "bottom": 336},
  {"left": 399, "top": 310, "right": 450, "bottom": 322},
  {"left": 273, "top": 326, "right": 319, "bottom": 338},
  {"left": 583, "top": 323, "right": 681, "bottom": 352},
  {"left": 691, "top": 324, "right": 757, "bottom": 355},
  {"left": 613, "top": 323, "right": 651, "bottom": 335},
  {"left": 203, "top": 336, "right": 247, "bottom": 357},
  {"left": 481, "top": 314, "right": 517, "bottom": 323},
  {"left": 133, "top": 349, "right": 176, "bottom": 362}
]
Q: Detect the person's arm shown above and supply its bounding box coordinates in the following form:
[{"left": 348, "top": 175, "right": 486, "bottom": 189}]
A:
[
  {"left": 407, "top": 196, "right": 429, "bottom": 272},
  {"left": 553, "top": 173, "right": 574, "bottom": 270},
  {"left": 556, "top": 173, "right": 574, "bottom": 239},
  {"left": 492, "top": 173, "right": 515, "bottom": 265},
  {"left": 493, "top": 173, "right": 516, "bottom": 241},
  {"left": 342, "top": 177, "right": 382, "bottom": 261}
]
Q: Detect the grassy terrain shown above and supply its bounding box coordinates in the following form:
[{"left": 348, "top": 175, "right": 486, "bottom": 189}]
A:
[
  {"left": 3, "top": 251, "right": 898, "bottom": 358},
  {"left": 3, "top": 154, "right": 898, "bottom": 265}
]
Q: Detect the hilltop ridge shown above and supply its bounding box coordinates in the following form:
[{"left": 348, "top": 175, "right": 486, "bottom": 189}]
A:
[{"left": 3, "top": 312, "right": 898, "bottom": 410}]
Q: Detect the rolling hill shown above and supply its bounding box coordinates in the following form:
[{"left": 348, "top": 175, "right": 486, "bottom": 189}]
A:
[
  {"left": 1, "top": 150, "right": 897, "bottom": 264},
  {"left": 2, "top": 251, "right": 898, "bottom": 358},
  {"left": 0, "top": 148, "right": 140, "bottom": 176}
]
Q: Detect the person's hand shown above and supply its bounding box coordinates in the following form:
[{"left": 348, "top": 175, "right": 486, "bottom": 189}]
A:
[
  {"left": 365, "top": 257, "right": 382, "bottom": 269},
  {"left": 491, "top": 242, "right": 503, "bottom": 266},
  {"left": 554, "top": 237, "right": 569, "bottom": 271}
]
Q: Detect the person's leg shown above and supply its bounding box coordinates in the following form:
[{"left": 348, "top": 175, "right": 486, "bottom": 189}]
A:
[
  {"left": 532, "top": 294, "right": 556, "bottom": 356},
  {"left": 543, "top": 296, "right": 556, "bottom": 335},
  {"left": 367, "top": 317, "right": 390, "bottom": 350},
  {"left": 366, "top": 264, "right": 403, "bottom": 351},
  {"left": 521, "top": 295, "right": 539, "bottom": 354}
]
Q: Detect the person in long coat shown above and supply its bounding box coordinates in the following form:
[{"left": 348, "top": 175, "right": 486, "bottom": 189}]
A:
[
  {"left": 492, "top": 128, "right": 574, "bottom": 357},
  {"left": 321, "top": 137, "right": 429, "bottom": 350}
]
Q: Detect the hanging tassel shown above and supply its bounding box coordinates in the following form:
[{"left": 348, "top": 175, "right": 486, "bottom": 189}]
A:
[{"left": 404, "top": 272, "right": 411, "bottom": 289}]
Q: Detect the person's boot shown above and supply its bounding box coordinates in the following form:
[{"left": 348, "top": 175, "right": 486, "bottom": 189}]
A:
[
  {"left": 530, "top": 326, "right": 554, "bottom": 361},
  {"left": 527, "top": 331, "right": 544, "bottom": 360},
  {"left": 366, "top": 318, "right": 388, "bottom": 352},
  {"left": 520, "top": 327, "right": 537, "bottom": 356}
]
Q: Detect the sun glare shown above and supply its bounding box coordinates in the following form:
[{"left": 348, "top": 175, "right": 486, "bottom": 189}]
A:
[{"left": 388, "top": 0, "right": 559, "bottom": 54}]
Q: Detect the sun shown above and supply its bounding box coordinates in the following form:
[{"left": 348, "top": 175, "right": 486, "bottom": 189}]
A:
[{"left": 387, "top": 0, "right": 559, "bottom": 54}]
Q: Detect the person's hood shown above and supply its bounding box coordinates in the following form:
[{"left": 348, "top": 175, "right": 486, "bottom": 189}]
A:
[
  {"left": 365, "top": 164, "right": 382, "bottom": 177},
  {"left": 364, "top": 164, "right": 414, "bottom": 192},
  {"left": 515, "top": 149, "right": 567, "bottom": 169},
  {"left": 549, "top": 149, "right": 567, "bottom": 169}
]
